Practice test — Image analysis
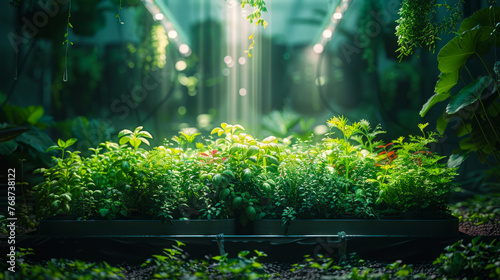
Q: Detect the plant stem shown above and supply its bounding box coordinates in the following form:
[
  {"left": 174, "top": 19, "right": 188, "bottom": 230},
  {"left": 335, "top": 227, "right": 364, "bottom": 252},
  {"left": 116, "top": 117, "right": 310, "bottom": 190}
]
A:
[{"left": 471, "top": 110, "right": 500, "bottom": 168}]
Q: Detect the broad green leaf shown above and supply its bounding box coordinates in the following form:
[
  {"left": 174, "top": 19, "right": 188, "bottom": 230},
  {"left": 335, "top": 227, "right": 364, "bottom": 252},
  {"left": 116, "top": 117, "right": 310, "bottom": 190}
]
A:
[
  {"left": 218, "top": 130, "right": 224, "bottom": 137},
  {"left": 458, "top": 6, "right": 500, "bottom": 33},
  {"left": 221, "top": 123, "right": 228, "bottom": 129},
  {"left": 119, "top": 135, "right": 130, "bottom": 145},
  {"left": 446, "top": 76, "right": 493, "bottom": 114},
  {"left": 265, "top": 155, "right": 279, "bottom": 165},
  {"left": 0, "top": 141, "right": 18, "bottom": 155},
  {"left": 435, "top": 71, "right": 459, "bottom": 94},
  {"left": 118, "top": 129, "right": 133, "bottom": 138},
  {"left": 242, "top": 168, "right": 253, "bottom": 181},
  {"left": 26, "top": 106, "right": 44, "bottom": 125},
  {"left": 246, "top": 145, "right": 260, "bottom": 157},
  {"left": 65, "top": 138, "right": 77, "bottom": 148},
  {"left": 229, "top": 143, "right": 242, "bottom": 154},
  {"left": 420, "top": 92, "right": 450, "bottom": 117},
  {"left": 436, "top": 112, "right": 449, "bottom": 135},
  {"left": 57, "top": 138, "right": 65, "bottom": 147},
  {"left": 0, "top": 127, "right": 29, "bottom": 143},
  {"left": 99, "top": 208, "right": 110, "bottom": 217},
  {"left": 437, "top": 27, "right": 481, "bottom": 73},
  {"left": 222, "top": 169, "right": 235, "bottom": 179}
]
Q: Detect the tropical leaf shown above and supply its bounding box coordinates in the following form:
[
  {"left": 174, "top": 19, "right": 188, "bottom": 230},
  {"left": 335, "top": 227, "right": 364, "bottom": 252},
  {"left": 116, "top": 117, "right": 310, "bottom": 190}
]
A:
[
  {"left": 420, "top": 92, "right": 450, "bottom": 117},
  {"left": 458, "top": 6, "right": 500, "bottom": 33},
  {"left": 446, "top": 76, "right": 494, "bottom": 114},
  {"left": 0, "top": 127, "right": 29, "bottom": 143}
]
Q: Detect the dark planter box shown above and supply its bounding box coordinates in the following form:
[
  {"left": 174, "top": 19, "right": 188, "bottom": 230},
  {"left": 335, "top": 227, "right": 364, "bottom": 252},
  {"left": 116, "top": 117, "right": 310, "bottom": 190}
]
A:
[
  {"left": 253, "top": 215, "right": 459, "bottom": 237},
  {"left": 39, "top": 219, "right": 235, "bottom": 236}
]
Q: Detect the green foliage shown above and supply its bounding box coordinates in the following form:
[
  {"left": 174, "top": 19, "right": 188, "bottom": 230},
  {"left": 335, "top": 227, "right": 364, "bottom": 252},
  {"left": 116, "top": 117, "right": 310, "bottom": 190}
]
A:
[
  {"left": 433, "top": 237, "right": 500, "bottom": 279},
  {"left": 33, "top": 116, "right": 457, "bottom": 223},
  {"left": 118, "top": 126, "right": 153, "bottom": 151},
  {"left": 142, "top": 242, "right": 271, "bottom": 279},
  {"left": 419, "top": 6, "right": 500, "bottom": 182},
  {"left": 0, "top": 248, "right": 124, "bottom": 280},
  {"left": 451, "top": 195, "right": 500, "bottom": 224},
  {"left": 395, "top": 0, "right": 463, "bottom": 60}
]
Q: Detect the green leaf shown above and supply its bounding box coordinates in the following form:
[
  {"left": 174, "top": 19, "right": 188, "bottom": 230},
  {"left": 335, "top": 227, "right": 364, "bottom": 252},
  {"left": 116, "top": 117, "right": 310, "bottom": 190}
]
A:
[
  {"left": 118, "top": 129, "right": 133, "bottom": 138},
  {"left": 222, "top": 170, "right": 235, "bottom": 179},
  {"left": 134, "top": 126, "right": 144, "bottom": 133},
  {"left": 264, "top": 155, "right": 279, "bottom": 165},
  {"left": 0, "top": 127, "right": 29, "bottom": 143},
  {"left": 138, "top": 137, "right": 150, "bottom": 146},
  {"left": 57, "top": 138, "right": 65, "bottom": 147},
  {"left": 99, "top": 208, "right": 110, "bottom": 217},
  {"left": 436, "top": 112, "right": 449, "bottom": 135},
  {"left": 65, "top": 138, "right": 77, "bottom": 148},
  {"left": 446, "top": 76, "right": 494, "bottom": 114},
  {"left": 246, "top": 145, "right": 260, "bottom": 157},
  {"left": 448, "top": 151, "right": 469, "bottom": 168},
  {"left": 0, "top": 141, "right": 18, "bottom": 155},
  {"left": 119, "top": 135, "right": 130, "bottom": 145},
  {"left": 242, "top": 168, "right": 253, "bottom": 182},
  {"left": 458, "top": 6, "right": 500, "bottom": 33},
  {"left": 435, "top": 71, "right": 459, "bottom": 94},
  {"left": 138, "top": 131, "right": 153, "bottom": 139},
  {"left": 46, "top": 145, "right": 61, "bottom": 152},
  {"left": 420, "top": 92, "right": 451, "bottom": 117},
  {"left": 26, "top": 106, "right": 44, "bottom": 125}
]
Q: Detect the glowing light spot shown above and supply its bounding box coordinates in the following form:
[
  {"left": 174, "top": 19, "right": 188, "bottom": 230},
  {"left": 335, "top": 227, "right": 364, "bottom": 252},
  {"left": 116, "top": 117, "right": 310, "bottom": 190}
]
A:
[
  {"left": 322, "top": 29, "right": 333, "bottom": 39},
  {"left": 313, "top": 44, "right": 324, "bottom": 54},
  {"left": 168, "top": 30, "right": 178, "bottom": 39},
  {"left": 314, "top": 125, "right": 328, "bottom": 135},
  {"left": 224, "top": 56, "right": 235, "bottom": 68},
  {"left": 154, "top": 13, "right": 164, "bottom": 20},
  {"left": 222, "top": 68, "right": 230, "bottom": 76},
  {"left": 333, "top": 12, "right": 342, "bottom": 20},
  {"left": 175, "top": 60, "right": 187, "bottom": 71},
  {"left": 179, "top": 44, "right": 191, "bottom": 55},
  {"left": 239, "top": 88, "right": 247, "bottom": 96},
  {"left": 224, "top": 56, "right": 233, "bottom": 64},
  {"left": 178, "top": 106, "right": 186, "bottom": 115},
  {"left": 238, "top": 57, "right": 246, "bottom": 65}
]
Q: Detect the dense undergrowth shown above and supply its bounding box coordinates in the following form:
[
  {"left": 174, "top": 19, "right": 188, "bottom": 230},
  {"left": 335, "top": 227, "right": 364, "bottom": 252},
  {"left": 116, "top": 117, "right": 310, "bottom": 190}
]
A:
[{"left": 1, "top": 237, "right": 499, "bottom": 279}]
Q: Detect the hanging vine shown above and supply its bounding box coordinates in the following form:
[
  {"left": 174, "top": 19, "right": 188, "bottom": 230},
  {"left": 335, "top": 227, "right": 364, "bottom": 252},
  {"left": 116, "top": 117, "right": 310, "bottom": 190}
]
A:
[
  {"left": 239, "top": 0, "right": 269, "bottom": 57},
  {"left": 395, "top": 0, "right": 463, "bottom": 61},
  {"left": 62, "top": 0, "right": 73, "bottom": 82}
]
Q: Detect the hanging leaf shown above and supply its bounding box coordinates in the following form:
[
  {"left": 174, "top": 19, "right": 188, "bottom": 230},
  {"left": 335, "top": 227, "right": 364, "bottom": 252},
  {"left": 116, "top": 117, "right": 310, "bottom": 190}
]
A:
[
  {"left": 446, "top": 76, "right": 494, "bottom": 115},
  {"left": 420, "top": 92, "right": 450, "bottom": 117}
]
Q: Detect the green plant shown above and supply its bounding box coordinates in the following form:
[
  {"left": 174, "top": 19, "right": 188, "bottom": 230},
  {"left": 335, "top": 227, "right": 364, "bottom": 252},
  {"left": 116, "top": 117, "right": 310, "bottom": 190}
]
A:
[
  {"left": 0, "top": 248, "right": 124, "bottom": 280},
  {"left": 433, "top": 237, "right": 500, "bottom": 279},
  {"left": 420, "top": 6, "right": 500, "bottom": 183},
  {"left": 395, "top": 0, "right": 463, "bottom": 60},
  {"left": 118, "top": 126, "right": 153, "bottom": 151},
  {"left": 451, "top": 195, "right": 500, "bottom": 224},
  {"left": 32, "top": 138, "right": 84, "bottom": 218}
]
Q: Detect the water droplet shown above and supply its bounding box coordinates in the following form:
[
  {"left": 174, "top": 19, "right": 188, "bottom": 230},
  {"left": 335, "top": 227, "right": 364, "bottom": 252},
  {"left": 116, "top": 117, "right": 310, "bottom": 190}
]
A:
[{"left": 63, "top": 69, "right": 67, "bottom": 82}]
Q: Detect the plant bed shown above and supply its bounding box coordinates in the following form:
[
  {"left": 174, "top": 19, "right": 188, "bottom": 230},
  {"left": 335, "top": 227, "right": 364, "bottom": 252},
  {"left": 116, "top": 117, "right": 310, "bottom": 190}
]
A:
[
  {"left": 39, "top": 218, "right": 235, "bottom": 236},
  {"left": 31, "top": 117, "right": 459, "bottom": 236},
  {"left": 253, "top": 215, "right": 459, "bottom": 236}
]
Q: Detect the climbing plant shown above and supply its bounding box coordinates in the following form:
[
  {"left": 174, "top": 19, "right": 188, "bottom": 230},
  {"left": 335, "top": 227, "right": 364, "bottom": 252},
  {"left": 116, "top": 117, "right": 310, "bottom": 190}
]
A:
[
  {"left": 238, "top": 0, "right": 269, "bottom": 57},
  {"left": 420, "top": 6, "right": 500, "bottom": 182},
  {"left": 395, "top": 0, "right": 463, "bottom": 60}
]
